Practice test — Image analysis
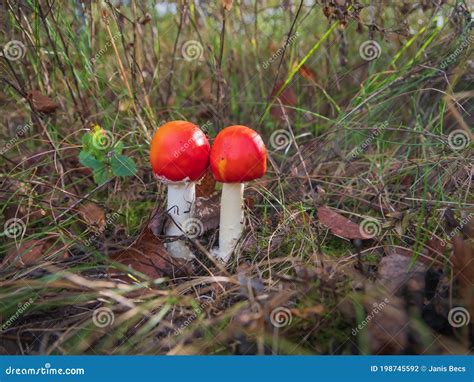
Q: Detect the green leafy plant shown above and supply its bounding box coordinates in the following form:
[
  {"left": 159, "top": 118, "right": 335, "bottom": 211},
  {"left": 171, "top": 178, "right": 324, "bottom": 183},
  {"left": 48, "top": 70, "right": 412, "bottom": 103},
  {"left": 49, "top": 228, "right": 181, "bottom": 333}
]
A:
[{"left": 79, "top": 125, "right": 137, "bottom": 185}]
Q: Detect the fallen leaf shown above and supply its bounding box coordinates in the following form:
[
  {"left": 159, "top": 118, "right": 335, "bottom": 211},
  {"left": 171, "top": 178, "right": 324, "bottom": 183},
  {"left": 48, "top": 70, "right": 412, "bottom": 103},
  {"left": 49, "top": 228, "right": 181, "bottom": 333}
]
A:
[
  {"left": 3, "top": 240, "right": 44, "bottom": 267},
  {"left": 26, "top": 90, "right": 58, "bottom": 114},
  {"left": 78, "top": 202, "right": 106, "bottom": 232},
  {"left": 317, "top": 206, "right": 367, "bottom": 240},
  {"left": 109, "top": 228, "right": 189, "bottom": 281},
  {"left": 196, "top": 169, "right": 216, "bottom": 198},
  {"left": 3, "top": 239, "right": 68, "bottom": 268}
]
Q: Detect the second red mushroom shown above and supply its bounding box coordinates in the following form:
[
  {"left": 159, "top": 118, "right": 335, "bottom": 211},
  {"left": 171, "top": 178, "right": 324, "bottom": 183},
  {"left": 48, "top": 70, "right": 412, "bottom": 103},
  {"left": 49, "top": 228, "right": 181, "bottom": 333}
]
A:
[{"left": 210, "top": 125, "right": 267, "bottom": 263}]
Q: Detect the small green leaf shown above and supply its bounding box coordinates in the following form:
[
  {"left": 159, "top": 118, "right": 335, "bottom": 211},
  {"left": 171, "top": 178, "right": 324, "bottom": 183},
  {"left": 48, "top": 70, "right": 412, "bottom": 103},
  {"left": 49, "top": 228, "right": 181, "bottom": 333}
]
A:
[
  {"left": 79, "top": 150, "right": 102, "bottom": 170},
  {"left": 81, "top": 133, "right": 92, "bottom": 149},
  {"left": 111, "top": 154, "right": 137, "bottom": 177},
  {"left": 93, "top": 166, "right": 110, "bottom": 184}
]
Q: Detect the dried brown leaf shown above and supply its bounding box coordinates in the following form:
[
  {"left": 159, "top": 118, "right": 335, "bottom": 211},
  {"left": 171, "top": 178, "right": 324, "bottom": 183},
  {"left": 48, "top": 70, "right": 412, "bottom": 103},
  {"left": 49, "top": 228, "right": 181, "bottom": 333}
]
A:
[
  {"left": 3, "top": 239, "right": 68, "bottom": 268},
  {"left": 79, "top": 202, "right": 106, "bottom": 232},
  {"left": 26, "top": 90, "right": 58, "bottom": 114},
  {"left": 196, "top": 169, "right": 216, "bottom": 198},
  {"left": 317, "top": 206, "right": 367, "bottom": 240},
  {"left": 110, "top": 228, "right": 190, "bottom": 281}
]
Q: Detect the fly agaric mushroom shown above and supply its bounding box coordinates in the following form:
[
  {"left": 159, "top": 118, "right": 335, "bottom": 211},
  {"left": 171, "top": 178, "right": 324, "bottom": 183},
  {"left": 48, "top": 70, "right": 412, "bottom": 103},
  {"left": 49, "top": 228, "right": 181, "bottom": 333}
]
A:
[
  {"left": 210, "top": 125, "right": 267, "bottom": 263},
  {"left": 150, "top": 121, "right": 210, "bottom": 259}
]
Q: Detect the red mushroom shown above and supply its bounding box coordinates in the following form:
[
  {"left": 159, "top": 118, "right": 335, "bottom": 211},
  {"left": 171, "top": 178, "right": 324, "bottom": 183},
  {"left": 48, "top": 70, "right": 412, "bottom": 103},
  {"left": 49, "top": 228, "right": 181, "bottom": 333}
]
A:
[
  {"left": 150, "top": 121, "right": 210, "bottom": 259},
  {"left": 210, "top": 125, "right": 267, "bottom": 263}
]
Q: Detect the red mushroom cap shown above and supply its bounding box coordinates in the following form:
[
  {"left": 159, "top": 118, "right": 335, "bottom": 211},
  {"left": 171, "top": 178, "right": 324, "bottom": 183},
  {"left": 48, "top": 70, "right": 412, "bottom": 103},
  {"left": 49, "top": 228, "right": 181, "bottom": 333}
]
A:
[
  {"left": 150, "top": 121, "right": 210, "bottom": 182},
  {"left": 210, "top": 125, "right": 267, "bottom": 183}
]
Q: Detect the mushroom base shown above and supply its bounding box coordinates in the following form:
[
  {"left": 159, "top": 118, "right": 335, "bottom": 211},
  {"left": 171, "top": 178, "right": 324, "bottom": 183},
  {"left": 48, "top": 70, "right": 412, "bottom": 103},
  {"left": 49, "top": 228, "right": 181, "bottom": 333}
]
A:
[
  {"left": 165, "top": 182, "right": 195, "bottom": 259},
  {"left": 214, "top": 182, "right": 245, "bottom": 263}
]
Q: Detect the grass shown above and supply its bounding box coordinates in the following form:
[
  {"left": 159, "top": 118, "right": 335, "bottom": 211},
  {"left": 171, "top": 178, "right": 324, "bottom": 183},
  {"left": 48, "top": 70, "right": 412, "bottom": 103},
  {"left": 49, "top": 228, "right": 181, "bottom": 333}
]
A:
[{"left": 0, "top": 1, "right": 473, "bottom": 355}]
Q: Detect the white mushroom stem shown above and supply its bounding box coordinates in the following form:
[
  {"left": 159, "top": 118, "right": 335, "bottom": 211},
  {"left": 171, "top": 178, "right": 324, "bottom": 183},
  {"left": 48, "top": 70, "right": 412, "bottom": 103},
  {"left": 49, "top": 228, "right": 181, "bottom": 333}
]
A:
[
  {"left": 165, "top": 182, "right": 195, "bottom": 259},
  {"left": 216, "top": 182, "right": 245, "bottom": 263}
]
